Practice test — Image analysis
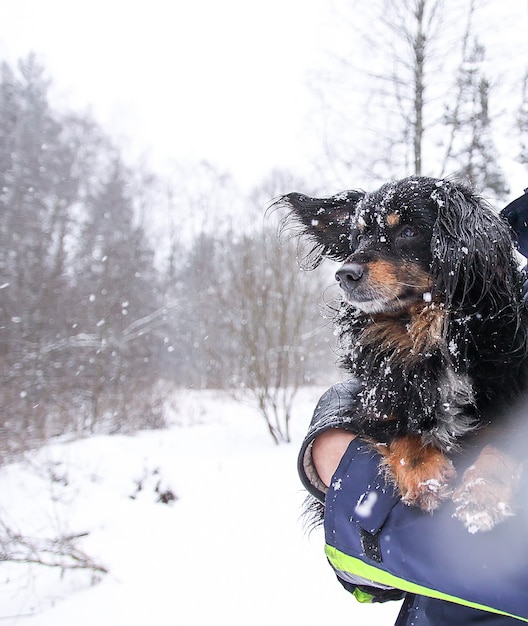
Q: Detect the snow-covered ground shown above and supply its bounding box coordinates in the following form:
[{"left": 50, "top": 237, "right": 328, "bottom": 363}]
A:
[{"left": 0, "top": 388, "right": 401, "bottom": 625}]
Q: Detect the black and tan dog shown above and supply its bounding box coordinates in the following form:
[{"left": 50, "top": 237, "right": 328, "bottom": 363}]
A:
[{"left": 279, "top": 176, "right": 528, "bottom": 532}]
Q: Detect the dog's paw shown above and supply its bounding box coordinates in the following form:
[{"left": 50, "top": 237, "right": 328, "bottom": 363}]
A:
[
  {"left": 379, "top": 437, "right": 456, "bottom": 513},
  {"left": 452, "top": 483, "right": 514, "bottom": 533},
  {"left": 400, "top": 456, "right": 455, "bottom": 513},
  {"left": 452, "top": 445, "right": 520, "bottom": 533}
]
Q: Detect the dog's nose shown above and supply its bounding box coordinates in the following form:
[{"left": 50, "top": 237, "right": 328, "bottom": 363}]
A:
[{"left": 335, "top": 262, "right": 364, "bottom": 290}]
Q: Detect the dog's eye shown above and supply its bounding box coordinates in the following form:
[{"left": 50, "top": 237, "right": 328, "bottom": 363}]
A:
[
  {"left": 398, "top": 226, "right": 417, "bottom": 239},
  {"left": 350, "top": 230, "right": 364, "bottom": 247}
]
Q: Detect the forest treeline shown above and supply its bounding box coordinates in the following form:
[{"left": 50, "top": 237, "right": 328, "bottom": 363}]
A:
[{"left": 0, "top": 55, "right": 333, "bottom": 454}]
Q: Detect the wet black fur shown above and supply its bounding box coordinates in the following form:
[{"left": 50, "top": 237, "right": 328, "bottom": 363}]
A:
[{"left": 278, "top": 177, "right": 528, "bottom": 454}]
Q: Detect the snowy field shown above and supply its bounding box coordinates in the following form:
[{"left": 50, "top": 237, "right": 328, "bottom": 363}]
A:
[{"left": 0, "top": 388, "right": 401, "bottom": 625}]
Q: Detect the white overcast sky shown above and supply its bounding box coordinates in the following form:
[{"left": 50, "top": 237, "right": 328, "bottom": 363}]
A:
[
  {"left": 0, "top": 0, "right": 331, "bottom": 189},
  {"left": 0, "top": 1, "right": 528, "bottom": 193}
]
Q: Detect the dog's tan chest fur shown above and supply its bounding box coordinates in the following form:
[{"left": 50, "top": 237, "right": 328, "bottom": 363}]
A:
[{"left": 359, "top": 304, "right": 448, "bottom": 365}]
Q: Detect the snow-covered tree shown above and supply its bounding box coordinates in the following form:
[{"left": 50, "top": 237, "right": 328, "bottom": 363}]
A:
[
  {"left": 72, "top": 159, "right": 165, "bottom": 432},
  {"left": 0, "top": 56, "right": 168, "bottom": 449},
  {"left": 441, "top": 40, "right": 508, "bottom": 199},
  {"left": 517, "top": 69, "right": 528, "bottom": 166},
  {"left": 0, "top": 55, "right": 81, "bottom": 449}
]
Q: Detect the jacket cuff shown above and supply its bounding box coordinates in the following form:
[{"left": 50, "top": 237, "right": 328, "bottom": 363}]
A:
[{"left": 297, "top": 380, "right": 363, "bottom": 502}]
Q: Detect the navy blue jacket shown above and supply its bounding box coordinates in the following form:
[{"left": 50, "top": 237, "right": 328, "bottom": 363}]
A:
[{"left": 298, "top": 383, "right": 528, "bottom": 625}]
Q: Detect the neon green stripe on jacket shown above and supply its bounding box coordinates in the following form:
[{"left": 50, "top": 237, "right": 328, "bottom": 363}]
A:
[{"left": 325, "top": 544, "right": 528, "bottom": 623}]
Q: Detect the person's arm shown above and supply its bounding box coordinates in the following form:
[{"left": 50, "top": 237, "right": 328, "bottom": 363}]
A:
[
  {"left": 312, "top": 428, "right": 356, "bottom": 488},
  {"left": 297, "top": 378, "right": 364, "bottom": 502}
]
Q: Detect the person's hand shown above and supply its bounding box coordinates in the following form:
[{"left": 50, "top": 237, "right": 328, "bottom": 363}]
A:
[{"left": 312, "top": 429, "right": 356, "bottom": 488}]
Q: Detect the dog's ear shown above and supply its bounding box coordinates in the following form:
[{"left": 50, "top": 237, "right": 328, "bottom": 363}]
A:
[
  {"left": 276, "top": 190, "right": 364, "bottom": 268},
  {"left": 430, "top": 182, "right": 520, "bottom": 309}
]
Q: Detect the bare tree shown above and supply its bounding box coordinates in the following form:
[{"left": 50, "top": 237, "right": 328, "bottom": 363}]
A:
[
  {"left": 0, "top": 519, "right": 107, "bottom": 577},
  {"left": 217, "top": 221, "right": 330, "bottom": 444},
  {"left": 311, "top": 0, "right": 507, "bottom": 188},
  {"left": 216, "top": 173, "right": 333, "bottom": 443},
  {"left": 312, "top": 0, "right": 445, "bottom": 183},
  {"left": 373, "top": 0, "right": 444, "bottom": 176},
  {"left": 173, "top": 170, "right": 335, "bottom": 442}
]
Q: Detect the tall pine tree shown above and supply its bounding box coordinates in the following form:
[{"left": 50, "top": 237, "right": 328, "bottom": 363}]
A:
[
  {"left": 73, "top": 159, "right": 164, "bottom": 431},
  {"left": 441, "top": 40, "right": 508, "bottom": 199}
]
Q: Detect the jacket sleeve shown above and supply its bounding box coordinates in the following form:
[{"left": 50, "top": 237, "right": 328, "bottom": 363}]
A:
[
  {"left": 297, "top": 378, "right": 364, "bottom": 503},
  {"left": 297, "top": 381, "right": 405, "bottom": 603}
]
